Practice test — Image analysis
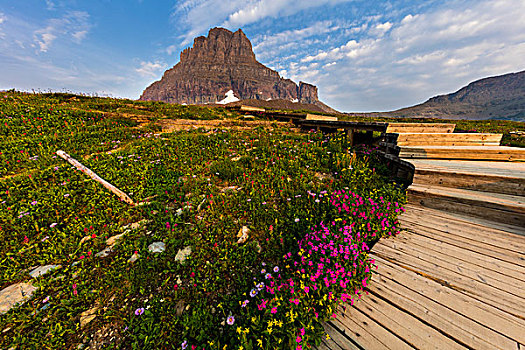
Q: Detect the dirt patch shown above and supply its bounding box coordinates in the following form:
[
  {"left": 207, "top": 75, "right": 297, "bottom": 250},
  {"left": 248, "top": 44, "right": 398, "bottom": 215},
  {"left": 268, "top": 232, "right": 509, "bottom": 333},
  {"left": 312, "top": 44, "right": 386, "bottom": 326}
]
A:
[{"left": 157, "top": 118, "right": 298, "bottom": 133}]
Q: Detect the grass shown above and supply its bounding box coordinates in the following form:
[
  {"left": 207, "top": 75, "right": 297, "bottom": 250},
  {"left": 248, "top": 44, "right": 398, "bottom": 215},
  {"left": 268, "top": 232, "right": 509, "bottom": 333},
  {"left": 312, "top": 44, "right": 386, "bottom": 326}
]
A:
[{"left": 0, "top": 91, "right": 406, "bottom": 349}]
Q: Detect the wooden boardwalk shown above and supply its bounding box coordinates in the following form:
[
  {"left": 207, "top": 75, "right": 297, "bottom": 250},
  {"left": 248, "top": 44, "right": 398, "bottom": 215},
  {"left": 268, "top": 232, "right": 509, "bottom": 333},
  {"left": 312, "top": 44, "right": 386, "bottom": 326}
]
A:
[
  {"left": 324, "top": 205, "right": 525, "bottom": 350},
  {"left": 323, "top": 123, "right": 525, "bottom": 349}
]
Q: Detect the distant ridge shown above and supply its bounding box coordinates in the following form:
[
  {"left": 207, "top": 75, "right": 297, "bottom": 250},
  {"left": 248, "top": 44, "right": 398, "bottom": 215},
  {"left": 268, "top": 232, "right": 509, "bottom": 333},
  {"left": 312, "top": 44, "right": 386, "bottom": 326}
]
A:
[{"left": 385, "top": 70, "right": 525, "bottom": 121}]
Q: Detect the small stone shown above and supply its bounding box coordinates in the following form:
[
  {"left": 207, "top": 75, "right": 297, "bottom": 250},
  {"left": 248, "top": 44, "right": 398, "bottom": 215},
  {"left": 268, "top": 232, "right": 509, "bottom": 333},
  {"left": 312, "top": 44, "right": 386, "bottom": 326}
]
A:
[
  {"left": 175, "top": 208, "right": 183, "bottom": 216},
  {"left": 128, "top": 252, "right": 140, "bottom": 263},
  {"left": 176, "top": 275, "right": 182, "bottom": 285},
  {"left": 106, "top": 233, "right": 125, "bottom": 247},
  {"left": 95, "top": 247, "right": 113, "bottom": 258},
  {"left": 237, "top": 226, "right": 250, "bottom": 244},
  {"left": 130, "top": 222, "right": 141, "bottom": 230},
  {"left": 148, "top": 242, "right": 166, "bottom": 253},
  {"left": 196, "top": 199, "right": 206, "bottom": 211},
  {"left": 80, "top": 306, "right": 99, "bottom": 328},
  {"left": 0, "top": 282, "right": 38, "bottom": 315},
  {"left": 80, "top": 235, "right": 91, "bottom": 244},
  {"left": 174, "top": 246, "right": 192, "bottom": 263},
  {"left": 175, "top": 300, "right": 185, "bottom": 317},
  {"left": 29, "top": 265, "right": 61, "bottom": 278},
  {"left": 231, "top": 156, "right": 242, "bottom": 161},
  {"left": 255, "top": 241, "right": 262, "bottom": 253},
  {"left": 220, "top": 186, "right": 239, "bottom": 193}
]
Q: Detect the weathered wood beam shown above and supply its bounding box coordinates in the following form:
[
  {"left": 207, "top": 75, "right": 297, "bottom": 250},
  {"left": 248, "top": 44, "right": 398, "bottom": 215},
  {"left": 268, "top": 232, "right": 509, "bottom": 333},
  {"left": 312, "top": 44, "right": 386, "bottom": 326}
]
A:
[{"left": 56, "top": 150, "right": 135, "bottom": 206}]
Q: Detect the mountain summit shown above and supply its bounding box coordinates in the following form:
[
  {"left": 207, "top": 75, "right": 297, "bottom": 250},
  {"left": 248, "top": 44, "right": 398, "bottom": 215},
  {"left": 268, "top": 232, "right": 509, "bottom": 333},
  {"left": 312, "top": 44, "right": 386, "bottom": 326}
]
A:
[
  {"left": 140, "top": 28, "right": 322, "bottom": 107},
  {"left": 391, "top": 70, "right": 525, "bottom": 121}
]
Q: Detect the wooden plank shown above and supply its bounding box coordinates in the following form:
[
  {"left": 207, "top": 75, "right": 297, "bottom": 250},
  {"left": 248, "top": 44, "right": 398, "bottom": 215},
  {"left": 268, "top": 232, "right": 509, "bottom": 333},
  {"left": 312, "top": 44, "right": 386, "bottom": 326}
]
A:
[
  {"left": 353, "top": 290, "right": 465, "bottom": 349},
  {"left": 373, "top": 243, "right": 525, "bottom": 318},
  {"left": 408, "top": 159, "right": 525, "bottom": 179},
  {"left": 322, "top": 322, "right": 361, "bottom": 350},
  {"left": 408, "top": 184, "right": 525, "bottom": 209},
  {"left": 402, "top": 204, "right": 525, "bottom": 240},
  {"left": 398, "top": 141, "right": 501, "bottom": 146},
  {"left": 400, "top": 146, "right": 525, "bottom": 161},
  {"left": 388, "top": 228, "right": 525, "bottom": 283},
  {"left": 373, "top": 256, "right": 525, "bottom": 344},
  {"left": 332, "top": 307, "right": 413, "bottom": 350},
  {"left": 399, "top": 218, "right": 525, "bottom": 268},
  {"left": 57, "top": 150, "right": 135, "bottom": 205},
  {"left": 400, "top": 210, "right": 525, "bottom": 256},
  {"left": 306, "top": 114, "right": 338, "bottom": 121},
  {"left": 396, "top": 133, "right": 503, "bottom": 142},
  {"left": 399, "top": 211, "right": 525, "bottom": 254},
  {"left": 386, "top": 123, "right": 456, "bottom": 134},
  {"left": 367, "top": 274, "right": 518, "bottom": 349},
  {"left": 378, "top": 235, "right": 525, "bottom": 297},
  {"left": 412, "top": 169, "right": 525, "bottom": 196},
  {"left": 407, "top": 185, "right": 525, "bottom": 227},
  {"left": 382, "top": 231, "right": 525, "bottom": 291}
]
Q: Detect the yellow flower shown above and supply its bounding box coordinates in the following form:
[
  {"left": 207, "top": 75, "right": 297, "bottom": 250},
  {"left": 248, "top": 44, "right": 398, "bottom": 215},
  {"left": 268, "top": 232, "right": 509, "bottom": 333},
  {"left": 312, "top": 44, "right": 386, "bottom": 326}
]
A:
[
  {"left": 237, "top": 327, "right": 242, "bottom": 334},
  {"left": 267, "top": 327, "right": 273, "bottom": 334},
  {"left": 326, "top": 333, "right": 331, "bottom": 340},
  {"left": 257, "top": 339, "right": 263, "bottom": 348}
]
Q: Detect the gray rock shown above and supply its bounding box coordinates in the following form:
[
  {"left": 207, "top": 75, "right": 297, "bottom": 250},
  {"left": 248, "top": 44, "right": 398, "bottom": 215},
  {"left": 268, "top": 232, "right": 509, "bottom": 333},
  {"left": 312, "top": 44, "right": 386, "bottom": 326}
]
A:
[
  {"left": 128, "top": 252, "right": 140, "bottom": 263},
  {"left": 174, "top": 246, "right": 192, "bottom": 263},
  {"left": 196, "top": 199, "right": 207, "bottom": 211},
  {"left": 80, "top": 235, "right": 92, "bottom": 244},
  {"left": 95, "top": 247, "right": 113, "bottom": 258},
  {"left": 148, "top": 242, "right": 166, "bottom": 253},
  {"left": 29, "top": 265, "right": 61, "bottom": 278},
  {"left": 106, "top": 233, "right": 125, "bottom": 247},
  {"left": 80, "top": 306, "right": 99, "bottom": 328},
  {"left": 237, "top": 226, "right": 250, "bottom": 244},
  {"left": 0, "top": 282, "right": 38, "bottom": 315}
]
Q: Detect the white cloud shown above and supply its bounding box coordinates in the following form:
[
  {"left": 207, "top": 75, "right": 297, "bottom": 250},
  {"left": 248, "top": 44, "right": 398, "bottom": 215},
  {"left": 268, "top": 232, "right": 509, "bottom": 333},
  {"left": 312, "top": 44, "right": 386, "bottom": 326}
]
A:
[
  {"left": 72, "top": 30, "right": 88, "bottom": 42},
  {"left": 36, "top": 32, "right": 57, "bottom": 52},
  {"left": 135, "top": 61, "right": 167, "bottom": 77},
  {"left": 46, "top": 1, "right": 56, "bottom": 10},
  {"left": 370, "top": 21, "right": 392, "bottom": 36},
  {"left": 0, "top": 12, "right": 5, "bottom": 39},
  {"left": 173, "top": 0, "right": 353, "bottom": 46},
  {"left": 33, "top": 11, "right": 91, "bottom": 53},
  {"left": 294, "top": 0, "right": 525, "bottom": 111}
]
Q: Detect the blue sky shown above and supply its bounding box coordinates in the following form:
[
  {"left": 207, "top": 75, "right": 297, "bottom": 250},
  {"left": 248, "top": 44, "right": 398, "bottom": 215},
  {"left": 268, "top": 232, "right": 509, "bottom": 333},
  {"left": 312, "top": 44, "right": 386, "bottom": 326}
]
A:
[{"left": 0, "top": 0, "right": 524, "bottom": 112}]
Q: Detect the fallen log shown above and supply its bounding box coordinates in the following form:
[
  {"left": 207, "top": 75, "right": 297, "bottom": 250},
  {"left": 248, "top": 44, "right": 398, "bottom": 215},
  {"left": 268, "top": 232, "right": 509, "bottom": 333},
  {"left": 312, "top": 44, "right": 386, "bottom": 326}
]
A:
[{"left": 56, "top": 150, "right": 135, "bottom": 206}]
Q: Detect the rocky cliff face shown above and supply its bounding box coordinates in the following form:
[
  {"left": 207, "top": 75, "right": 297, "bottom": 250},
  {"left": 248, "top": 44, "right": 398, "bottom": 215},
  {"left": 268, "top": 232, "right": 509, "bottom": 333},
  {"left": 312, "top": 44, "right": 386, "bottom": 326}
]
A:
[{"left": 140, "top": 28, "right": 320, "bottom": 105}]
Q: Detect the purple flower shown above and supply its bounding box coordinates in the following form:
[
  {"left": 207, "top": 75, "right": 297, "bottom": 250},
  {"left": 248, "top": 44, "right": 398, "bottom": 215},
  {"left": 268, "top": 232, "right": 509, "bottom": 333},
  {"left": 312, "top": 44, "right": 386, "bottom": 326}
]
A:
[
  {"left": 134, "top": 308, "right": 144, "bottom": 316},
  {"left": 294, "top": 218, "right": 300, "bottom": 222},
  {"left": 31, "top": 201, "right": 38, "bottom": 206},
  {"left": 273, "top": 266, "right": 279, "bottom": 273},
  {"left": 265, "top": 273, "right": 272, "bottom": 280},
  {"left": 181, "top": 340, "right": 188, "bottom": 349},
  {"left": 241, "top": 300, "right": 249, "bottom": 307},
  {"left": 49, "top": 223, "right": 57, "bottom": 228},
  {"left": 226, "top": 315, "right": 235, "bottom": 325},
  {"left": 256, "top": 282, "right": 265, "bottom": 291},
  {"left": 250, "top": 289, "right": 258, "bottom": 297}
]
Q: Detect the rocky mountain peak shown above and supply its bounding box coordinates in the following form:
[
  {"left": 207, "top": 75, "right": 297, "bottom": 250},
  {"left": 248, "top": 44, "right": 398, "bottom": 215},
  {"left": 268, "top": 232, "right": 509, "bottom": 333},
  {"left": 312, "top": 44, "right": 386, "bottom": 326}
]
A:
[
  {"left": 180, "top": 28, "right": 256, "bottom": 65},
  {"left": 139, "top": 27, "right": 325, "bottom": 108}
]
